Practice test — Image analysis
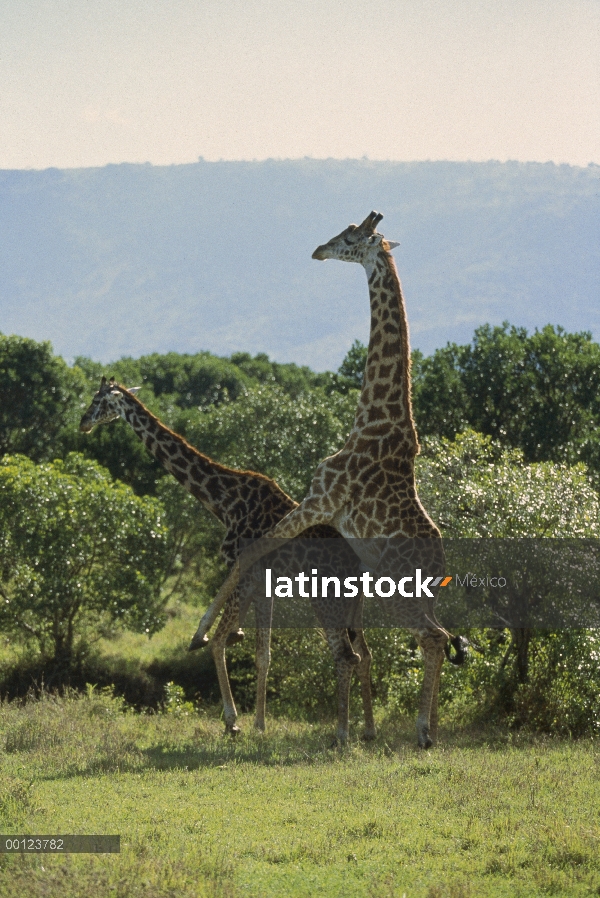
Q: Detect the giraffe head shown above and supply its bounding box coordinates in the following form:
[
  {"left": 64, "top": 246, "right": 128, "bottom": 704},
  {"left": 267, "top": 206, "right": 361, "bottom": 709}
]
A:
[
  {"left": 79, "top": 377, "right": 140, "bottom": 432},
  {"left": 312, "top": 211, "right": 399, "bottom": 264}
]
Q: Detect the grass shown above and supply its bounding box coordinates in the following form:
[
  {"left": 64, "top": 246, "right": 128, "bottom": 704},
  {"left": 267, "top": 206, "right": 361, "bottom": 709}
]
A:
[
  {"left": 1, "top": 691, "right": 600, "bottom": 897},
  {"left": 0, "top": 600, "right": 224, "bottom": 711},
  {"left": 97, "top": 599, "right": 203, "bottom": 666},
  {"left": 0, "top": 593, "right": 207, "bottom": 675}
]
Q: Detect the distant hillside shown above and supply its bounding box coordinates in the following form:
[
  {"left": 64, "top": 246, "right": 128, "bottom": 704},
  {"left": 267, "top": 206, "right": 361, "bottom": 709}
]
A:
[{"left": 0, "top": 160, "right": 598, "bottom": 369}]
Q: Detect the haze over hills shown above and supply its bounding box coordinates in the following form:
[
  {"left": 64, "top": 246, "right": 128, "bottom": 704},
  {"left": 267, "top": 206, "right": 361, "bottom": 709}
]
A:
[{"left": 0, "top": 159, "right": 598, "bottom": 370}]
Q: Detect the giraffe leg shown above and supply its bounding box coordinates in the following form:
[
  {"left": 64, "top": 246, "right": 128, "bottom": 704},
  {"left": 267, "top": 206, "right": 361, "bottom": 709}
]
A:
[
  {"left": 428, "top": 644, "right": 445, "bottom": 745},
  {"left": 189, "top": 560, "right": 241, "bottom": 651},
  {"left": 189, "top": 499, "right": 336, "bottom": 648},
  {"left": 210, "top": 599, "right": 240, "bottom": 735},
  {"left": 325, "top": 629, "right": 360, "bottom": 745},
  {"left": 254, "top": 626, "right": 271, "bottom": 732},
  {"left": 350, "top": 629, "right": 376, "bottom": 741},
  {"left": 414, "top": 629, "right": 447, "bottom": 749}
]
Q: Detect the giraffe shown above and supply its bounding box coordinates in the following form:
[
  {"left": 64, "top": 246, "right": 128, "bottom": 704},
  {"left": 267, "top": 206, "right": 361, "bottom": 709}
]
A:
[
  {"left": 190, "top": 211, "right": 465, "bottom": 749},
  {"left": 79, "top": 379, "right": 375, "bottom": 741}
]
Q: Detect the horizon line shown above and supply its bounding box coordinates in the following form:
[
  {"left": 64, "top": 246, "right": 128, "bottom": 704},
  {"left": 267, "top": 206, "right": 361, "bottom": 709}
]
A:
[{"left": 2, "top": 157, "right": 599, "bottom": 175}]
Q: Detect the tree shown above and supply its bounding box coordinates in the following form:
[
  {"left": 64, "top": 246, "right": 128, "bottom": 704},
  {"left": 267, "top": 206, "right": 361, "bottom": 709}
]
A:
[
  {"left": 411, "top": 346, "right": 469, "bottom": 439},
  {"left": 155, "top": 475, "right": 226, "bottom": 607},
  {"left": 0, "top": 334, "right": 87, "bottom": 461},
  {"left": 416, "top": 430, "right": 599, "bottom": 687},
  {"left": 336, "top": 339, "right": 368, "bottom": 390},
  {"left": 0, "top": 454, "right": 169, "bottom": 664},
  {"left": 132, "top": 351, "right": 253, "bottom": 408},
  {"left": 417, "top": 430, "right": 599, "bottom": 540},
  {"left": 230, "top": 351, "right": 326, "bottom": 399},
  {"left": 77, "top": 349, "right": 330, "bottom": 408},
  {"left": 412, "top": 324, "right": 600, "bottom": 478},
  {"left": 182, "top": 383, "right": 358, "bottom": 501}
]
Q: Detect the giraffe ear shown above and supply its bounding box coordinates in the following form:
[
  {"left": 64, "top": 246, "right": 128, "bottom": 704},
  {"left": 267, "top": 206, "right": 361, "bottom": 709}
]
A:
[
  {"left": 386, "top": 241, "right": 400, "bottom": 250},
  {"left": 128, "top": 387, "right": 142, "bottom": 395}
]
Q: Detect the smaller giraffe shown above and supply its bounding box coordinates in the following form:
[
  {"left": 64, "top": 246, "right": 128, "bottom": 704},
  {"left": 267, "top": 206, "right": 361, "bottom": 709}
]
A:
[
  {"left": 79, "top": 379, "right": 375, "bottom": 743},
  {"left": 191, "top": 212, "right": 465, "bottom": 748}
]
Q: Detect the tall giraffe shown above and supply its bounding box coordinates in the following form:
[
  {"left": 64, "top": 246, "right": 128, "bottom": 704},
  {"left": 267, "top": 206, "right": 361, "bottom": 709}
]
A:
[
  {"left": 191, "top": 212, "right": 464, "bottom": 749},
  {"left": 79, "top": 380, "right": 375, "bottom": 741}
]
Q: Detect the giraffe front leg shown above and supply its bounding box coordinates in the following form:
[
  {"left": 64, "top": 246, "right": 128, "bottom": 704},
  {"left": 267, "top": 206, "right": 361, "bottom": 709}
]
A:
[
  {"left": 351, "top": 629, "right": 376, "bottom": 741},
  {"left": 254, "top": 626, "right": 271, "bottom": 732},
  {"left": 414, "top": 629, "right": 446, "bottom": 749},
  {"left": 335, "top": 658, "right": 355, "bottom": 747},
  {"left": 210, "top": 600, "right": 241, "bottom": 735}
]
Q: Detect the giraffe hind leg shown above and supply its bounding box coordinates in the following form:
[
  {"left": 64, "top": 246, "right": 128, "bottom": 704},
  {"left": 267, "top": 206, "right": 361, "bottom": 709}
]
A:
[
  {"left": 190, "top": 497, "right": 333, "bottom": 649},
  {"left": 414, "top": 629, "right": 447, "bottom": 749},
  {"left": 428, "top": 646, "right": 445, "bottom": 745},
  {"left": 324, "top": 629, "right": 360, "bottom": 746},
  {"left": 350, "top": 629, "right": 376, "bottom": 741}
]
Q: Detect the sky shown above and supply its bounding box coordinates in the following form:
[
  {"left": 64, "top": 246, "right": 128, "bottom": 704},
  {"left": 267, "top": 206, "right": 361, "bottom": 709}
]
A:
[{"left": 0, "top": 0, "right": 598, "bottom": 170}]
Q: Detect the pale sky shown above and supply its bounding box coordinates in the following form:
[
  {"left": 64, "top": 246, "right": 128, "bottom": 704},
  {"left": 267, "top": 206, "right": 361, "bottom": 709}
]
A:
[{"left": 0, "top": 0, "right": 599, "bottom": 169}]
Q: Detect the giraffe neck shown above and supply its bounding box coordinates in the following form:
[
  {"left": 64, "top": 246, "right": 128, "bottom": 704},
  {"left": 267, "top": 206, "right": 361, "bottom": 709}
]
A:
[
  {"left": 114, "top": 389, "right": 267, "bottom": 525},
  {"left": 351, "top": 249, "right": 418, "bottom": 454}
]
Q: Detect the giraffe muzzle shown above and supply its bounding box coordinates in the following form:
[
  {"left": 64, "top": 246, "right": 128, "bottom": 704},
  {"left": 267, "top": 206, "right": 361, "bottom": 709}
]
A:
[{"left": 312, "top": 245, "right": 329, "bottom": 261}]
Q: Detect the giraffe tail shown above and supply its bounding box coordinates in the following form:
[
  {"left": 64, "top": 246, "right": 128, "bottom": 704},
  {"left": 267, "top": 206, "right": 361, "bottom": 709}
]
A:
[
  {"left": 423, "top": 612, "right": 468, "bottom": 666},
  {"left": 444, "top": 634, "right": 469, "bottom": 666}
]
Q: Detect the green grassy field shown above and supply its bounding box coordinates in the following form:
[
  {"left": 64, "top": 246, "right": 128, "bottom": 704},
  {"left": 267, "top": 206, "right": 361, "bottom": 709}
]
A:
[{"left": 1, "top": 691, "right": 599, "bottom": 897}]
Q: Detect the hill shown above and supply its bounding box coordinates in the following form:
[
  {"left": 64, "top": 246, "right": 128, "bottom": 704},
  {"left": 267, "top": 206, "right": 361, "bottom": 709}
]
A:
[{"left": 0, "top": 159, "right": 598, "bottom": 369}]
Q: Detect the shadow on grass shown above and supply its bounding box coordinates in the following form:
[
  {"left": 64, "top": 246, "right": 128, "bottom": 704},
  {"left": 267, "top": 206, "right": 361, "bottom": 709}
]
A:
[
  {"left": 38, "top": 730, "right": 377, "bottom": 780},
  {"left": 31, "top": 711, "right": 547, "bottom": 783},
  {"left": 140, "top": 737, "right": 337, "bottom": 772}
]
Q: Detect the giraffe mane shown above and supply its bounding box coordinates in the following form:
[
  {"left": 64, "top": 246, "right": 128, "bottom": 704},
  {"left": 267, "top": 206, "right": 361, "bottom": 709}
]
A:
[
  {"left": 110, "top": 382, "right": 295, "bottom": 494},
  {"left": 374, "top": 252, "right": 420, "bottom": 454},
  {"left": 384, "top": 252, "right": 421, "bottom": 440}
]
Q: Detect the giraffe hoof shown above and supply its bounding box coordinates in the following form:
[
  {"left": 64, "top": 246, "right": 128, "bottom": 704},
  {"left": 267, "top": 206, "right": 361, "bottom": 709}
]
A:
[
  {"left": 225, "top": 725, "right": 241, "bottom": 738},
  {"left": 188, "top": 632, "right": 209, "bottom": 651},
  {"left": 418, "top": 736, "right": 433, "bottom": 750},
  {"left": 361, "top": 731, "right": 376, "bottom": 742},
  {"left": 225, "top": 628, "right": 245, "bottom": 646}
]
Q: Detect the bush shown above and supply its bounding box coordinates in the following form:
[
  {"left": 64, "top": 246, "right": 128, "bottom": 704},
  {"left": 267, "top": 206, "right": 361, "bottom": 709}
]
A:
[
  {"left": 184, "top": 383, "right": 358, "bottom": 501},
  {"left": 510, "top": 631, "right": 600, "bottom": 736},
  {"left": 0, "top": 453, "right": 169, "bottom": 664}
]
